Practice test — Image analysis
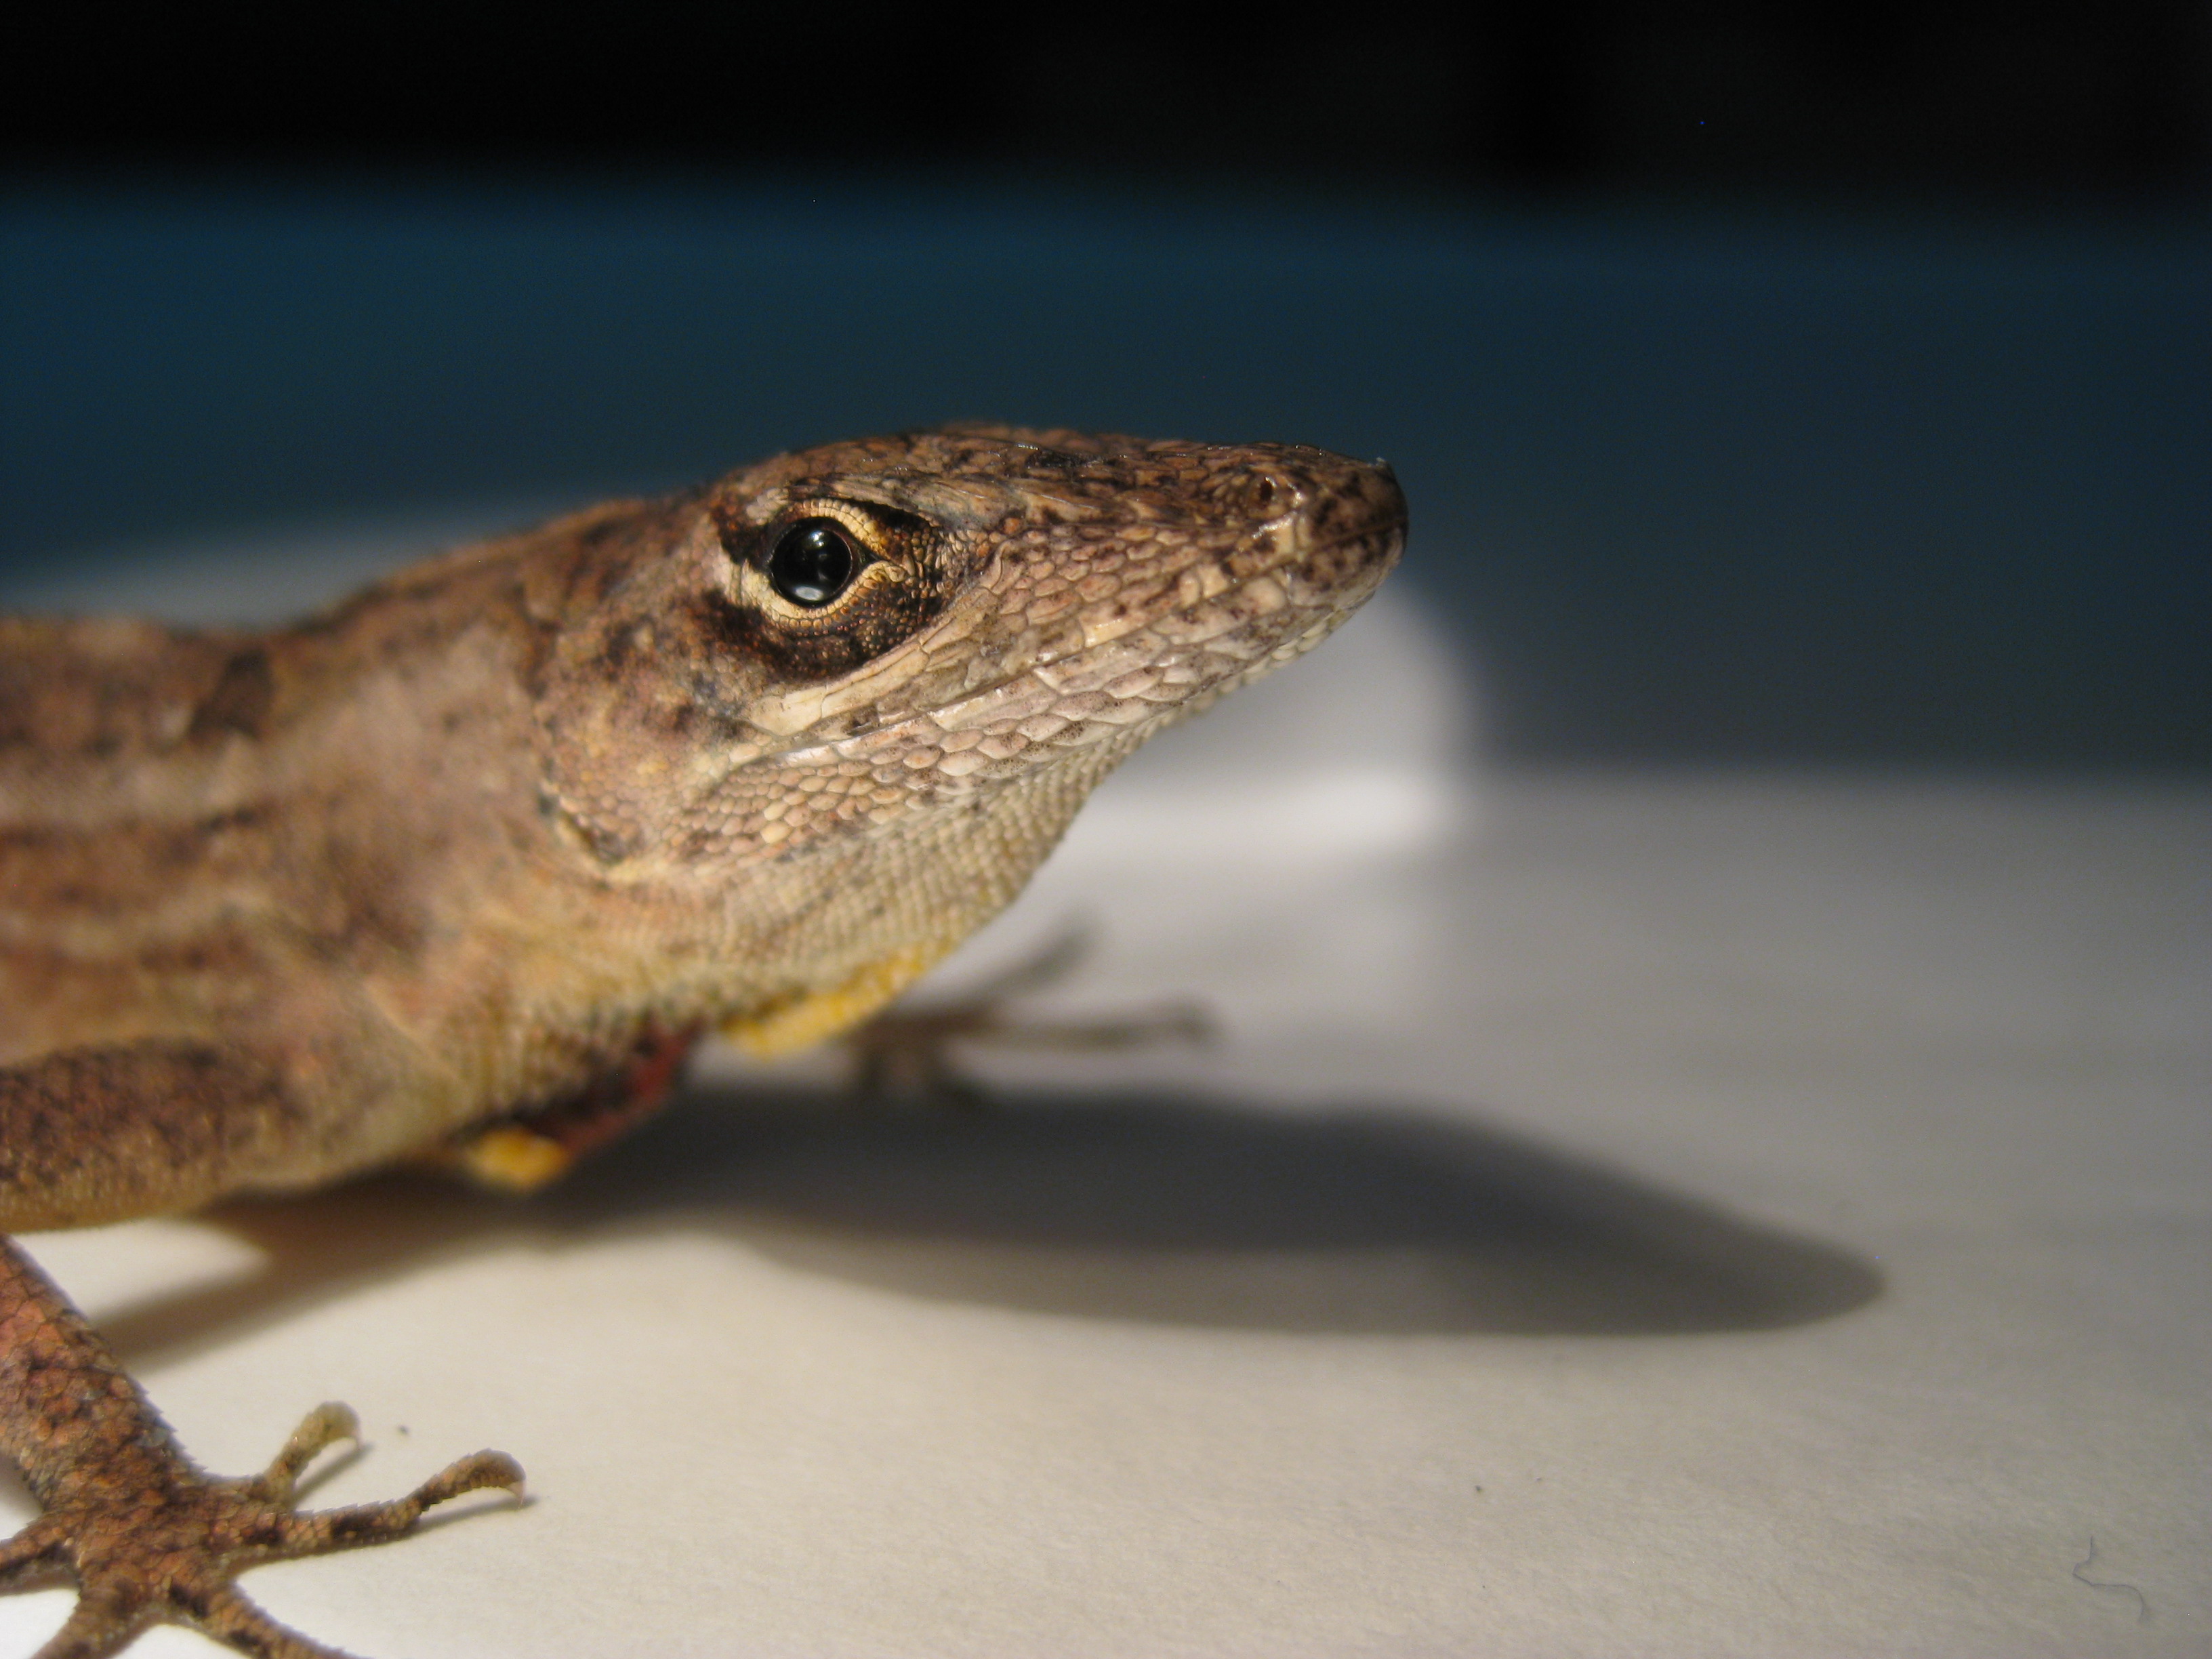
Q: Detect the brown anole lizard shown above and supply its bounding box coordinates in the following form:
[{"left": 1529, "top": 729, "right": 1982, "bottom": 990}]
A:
[{"left": 0, "top": 425, "right": 1404, "bottom": 1656}]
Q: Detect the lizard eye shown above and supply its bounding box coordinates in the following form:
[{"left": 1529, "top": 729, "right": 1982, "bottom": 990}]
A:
[{"left": 765, "top": 518, "right": 859, "bottom": 607}]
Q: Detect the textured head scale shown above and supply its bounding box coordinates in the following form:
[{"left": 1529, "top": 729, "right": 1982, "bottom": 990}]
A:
[
  {"left": 521, "top": 425, "right": 1404, "bottom": 1052},
  {"left": 535, "top": 425, "right": 1406, "bottom": 877}
]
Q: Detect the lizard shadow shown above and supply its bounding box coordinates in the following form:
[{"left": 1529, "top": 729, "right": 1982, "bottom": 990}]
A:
[{"left": 98, "top": 1081, "right": 1880, "bottom": 1365}]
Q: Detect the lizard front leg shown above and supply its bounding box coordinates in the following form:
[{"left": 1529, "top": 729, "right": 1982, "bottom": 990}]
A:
[
  {"left": 1, "top": 1047, "right": 522, "bottom": 1658},
  {"left": 1, "top": 1236, "right": 520, "bottom": 1659}
]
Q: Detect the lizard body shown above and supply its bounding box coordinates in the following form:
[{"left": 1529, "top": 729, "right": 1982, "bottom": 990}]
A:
[{"left": 0, "top": 426, "right": 1404, "bottom": 1656}]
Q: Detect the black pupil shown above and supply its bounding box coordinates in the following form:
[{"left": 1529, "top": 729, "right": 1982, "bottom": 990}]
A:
[{"left": 767, "top": 520, "right": 857, "bottom": 607}]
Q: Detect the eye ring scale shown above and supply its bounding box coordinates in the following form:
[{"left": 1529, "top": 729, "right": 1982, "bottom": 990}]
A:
[{"left": 764, "top": 518, "right": 860, "bottom": 607}]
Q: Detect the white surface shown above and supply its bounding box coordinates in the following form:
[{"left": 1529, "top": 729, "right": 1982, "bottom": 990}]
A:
[{"left": 3, "top": 565, "right": 2208, "bottom": 1657}]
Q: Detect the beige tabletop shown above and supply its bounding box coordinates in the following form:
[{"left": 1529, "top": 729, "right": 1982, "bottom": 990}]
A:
[{"left": 3, "top": 582, "right": 2205, "bottom": 1658}]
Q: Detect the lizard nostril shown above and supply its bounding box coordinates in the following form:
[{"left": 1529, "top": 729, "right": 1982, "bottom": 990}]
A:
[{"left": 1241, "top": 469, "right": 1298, "bottom": 518}]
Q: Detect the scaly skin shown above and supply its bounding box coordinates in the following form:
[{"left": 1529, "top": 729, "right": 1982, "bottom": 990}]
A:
[{"left": 0, "top": 425, "right": 1404, "bottom": 1656}]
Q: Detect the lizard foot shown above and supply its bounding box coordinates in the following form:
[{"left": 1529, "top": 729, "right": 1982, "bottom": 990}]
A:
[
  {"left": 0, "top": 1401, "right": 523, "bottom": 1659},
  {"left": 842, "top": 929, "right": 1211, "bottom": 1105}
]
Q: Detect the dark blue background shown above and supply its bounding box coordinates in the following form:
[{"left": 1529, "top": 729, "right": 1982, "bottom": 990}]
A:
[{"left": 3, "top": 182, "right": 2205, "bottom": 766}]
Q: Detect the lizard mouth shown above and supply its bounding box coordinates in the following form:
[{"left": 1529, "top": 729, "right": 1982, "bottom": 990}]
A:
[
  {"left": 667, "top": 438, "right": 1408, "bottom": 869},
  {"left": 768, "top": 495, "right": 1406, "bottom": 788}
]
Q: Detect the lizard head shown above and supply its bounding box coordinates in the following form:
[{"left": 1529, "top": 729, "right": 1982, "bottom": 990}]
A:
[{"left": 533, "top": 424, "right": 1405, "bottom": 876}]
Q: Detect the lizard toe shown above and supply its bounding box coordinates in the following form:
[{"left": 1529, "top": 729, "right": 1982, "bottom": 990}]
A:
[
  {"left": 0, "top": 1511, "right": 73, "bottom": 1589},
  {"left": 12, "top": 1433, "right": 521, "bottom": 1658}
]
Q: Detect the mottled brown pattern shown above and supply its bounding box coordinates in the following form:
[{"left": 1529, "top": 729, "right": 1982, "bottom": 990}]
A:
[
  {"left": 3, "top": 1236, "right": 521, "bottom": 1657},
  {"left": 0, "top": 1043, "right": 300, "bottom": 1230},
  {"left": 0, "top": 425, "right": 1403, "bottom": 1655}
]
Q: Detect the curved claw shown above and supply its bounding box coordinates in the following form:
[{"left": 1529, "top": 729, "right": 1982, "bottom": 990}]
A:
[
  {"left": 3, "top": 1236, "right": 523, "bottom": 1656},
  {"left": 280, "top": 1450, "right": 525, "bottom": 1556},
  {"left": 251, "top": 1403, "right": 361, "bottom": 1504},
  {"left": 5, "top": 1412, "right": 523, "bottom": 1657}
]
